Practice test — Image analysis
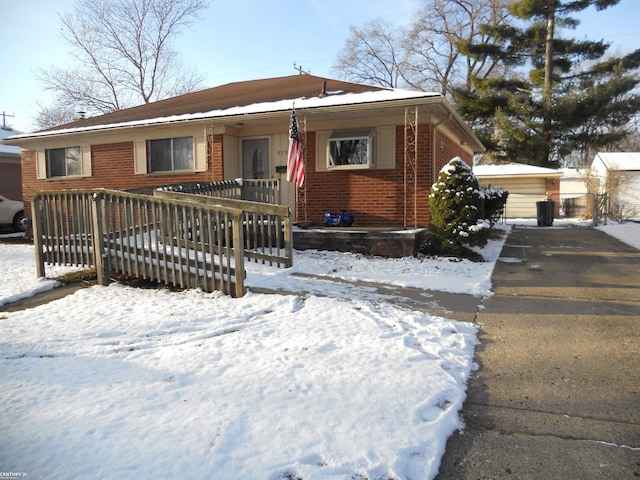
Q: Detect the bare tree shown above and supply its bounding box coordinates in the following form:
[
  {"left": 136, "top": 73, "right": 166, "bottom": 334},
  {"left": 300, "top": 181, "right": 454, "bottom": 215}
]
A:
[
  {"left": 34, "top": 102, "right": 78, "bottom": 131},
  {"left": 332, "top": 19, "right": 406, "bottom": 89},
  {"left": 38, "top": 0, "right": 208, "bottom": 118},
  {"left": 405, "top": 0, "right": 511, "bottom": 95},
  {"left": 614, "top": 114, "right": 640, "bottom": 152},
  {"left": 332, "top": 0, "right": 511, "bottom": 96},
  {"left": 585, "top": 166, "right": 636, "bottom": 221}
]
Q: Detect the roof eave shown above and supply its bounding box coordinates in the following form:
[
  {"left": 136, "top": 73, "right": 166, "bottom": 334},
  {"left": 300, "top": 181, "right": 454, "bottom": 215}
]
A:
[
  {"left": 4, "top": 93, "right": 485, "bottom": 153},
  {"left": 475, "top": 172, "right": 564, "bottom": 179}
]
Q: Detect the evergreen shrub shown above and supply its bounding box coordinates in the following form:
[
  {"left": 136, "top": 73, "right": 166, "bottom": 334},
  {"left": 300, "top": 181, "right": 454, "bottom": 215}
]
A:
[
  {"left": 421, "top": 157, "right": 488, "bottom": 260},
  {"left": 480, "top": 186, "right": 509, "bottom": 227}
]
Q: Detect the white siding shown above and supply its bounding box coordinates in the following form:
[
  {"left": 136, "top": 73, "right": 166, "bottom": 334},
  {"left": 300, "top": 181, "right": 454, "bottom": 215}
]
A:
[
  {"left": 613, "top": 172, "right": 640, "bottom": 219},
  {"left": 478, "top": 177, "right": 547, "bottom": 218}
]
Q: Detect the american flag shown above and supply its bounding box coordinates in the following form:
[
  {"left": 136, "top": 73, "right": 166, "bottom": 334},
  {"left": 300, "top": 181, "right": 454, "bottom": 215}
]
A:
[{"left": 287, "top": 110, "right": 305, "bottom": 187}]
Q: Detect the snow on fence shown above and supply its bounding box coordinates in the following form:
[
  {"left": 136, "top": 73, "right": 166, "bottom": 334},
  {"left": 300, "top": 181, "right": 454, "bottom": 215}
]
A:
[
  {"left": 32, "top": 186, "right": 292, "bottom": 297},
  {"left": 153, "top": 190, "right": 292, "bottom": 268}
]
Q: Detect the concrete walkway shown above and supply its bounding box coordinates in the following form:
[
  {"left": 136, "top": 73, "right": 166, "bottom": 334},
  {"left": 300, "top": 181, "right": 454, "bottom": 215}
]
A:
[{"left": 437, "top": 226, "right": 640, "bottom": 479}]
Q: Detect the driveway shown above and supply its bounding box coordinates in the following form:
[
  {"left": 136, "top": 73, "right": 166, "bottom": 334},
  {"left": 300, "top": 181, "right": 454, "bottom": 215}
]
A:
[{"left": 437, "top": 226, "right": 640, "bottom": 479}]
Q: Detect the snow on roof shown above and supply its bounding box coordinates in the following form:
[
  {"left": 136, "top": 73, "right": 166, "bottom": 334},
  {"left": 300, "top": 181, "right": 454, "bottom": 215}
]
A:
[
  {"left": 592, "top": 152, "right": 640, "bottom": 171},
  {"left": 473, "top": 162, "right": 562, "bottom": 177},
  {"left": 559, "top": 168, "right": 586, "bottom": 179},
  {"left": 0, "top": 128, "right": 21, "bottom": 155},
  {"left": 5, "top": 89, "right": 439, "bottom": 142}
]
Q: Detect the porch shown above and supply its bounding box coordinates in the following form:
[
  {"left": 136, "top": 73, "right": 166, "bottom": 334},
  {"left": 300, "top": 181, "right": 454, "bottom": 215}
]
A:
[
  {"left": 140, "top": 179, "right": 430, "bottom": 257},
  {"left": 293, "top": 226, "right": 428, "bottom": 258}
]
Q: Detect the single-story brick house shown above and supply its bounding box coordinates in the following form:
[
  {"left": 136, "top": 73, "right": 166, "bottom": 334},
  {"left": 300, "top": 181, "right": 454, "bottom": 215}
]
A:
[{"left": 4, "top": 74, "right": 484, "bottom": 232}]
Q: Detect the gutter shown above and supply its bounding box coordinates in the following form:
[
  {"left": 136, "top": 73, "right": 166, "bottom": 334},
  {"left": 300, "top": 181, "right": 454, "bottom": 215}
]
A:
[
  {"left": 3, "top": 94, "right": 443, "bottom": 145},
  {"left": 475, "top": 173, "right": 564, "bottom": 180}
]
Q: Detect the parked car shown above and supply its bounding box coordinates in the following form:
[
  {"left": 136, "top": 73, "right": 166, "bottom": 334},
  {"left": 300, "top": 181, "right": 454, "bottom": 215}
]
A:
[{"left": 0, "top": 195, "right": 28, "bottom": 232}]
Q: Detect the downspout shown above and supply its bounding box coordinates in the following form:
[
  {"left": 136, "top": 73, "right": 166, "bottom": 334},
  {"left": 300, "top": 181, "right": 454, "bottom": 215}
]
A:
[
  {"left": 431, "top": 113, "right": 452, "bottom": 186},
  {"left": 205, "top": 126, "right": 213, "bottom": 181}
]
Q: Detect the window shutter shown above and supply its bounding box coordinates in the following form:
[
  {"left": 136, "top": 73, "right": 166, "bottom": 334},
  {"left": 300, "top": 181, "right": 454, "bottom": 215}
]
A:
[
  {"left": 376, "top": 126, "right": 396, "bottom": 169},
  {"left": 81, "top": 146, "right": 92, "bottom": 177},
  {"left": 316, "top": 131, "right": 330, "bottom": 172},
  {"left": 194, "top": 136, "right": 206, "bottom": 172},
  {"left": 36, "top": 151, "right": 47, "bottom": 179},
  {"left": 134, "top": 141, "right": 147, "bottom": 174}
]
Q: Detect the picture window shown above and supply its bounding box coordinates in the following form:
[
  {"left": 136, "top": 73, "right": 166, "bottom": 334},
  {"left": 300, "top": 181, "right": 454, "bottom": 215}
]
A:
[
  {"left": 328, "top": 129, "right": 375, "bottom": 169},
  {"left": 46, "top": 147, "right": 82, "bottom": 177},
  {"left": 147, "top": 137, "right": 193, "bottom": 172}
]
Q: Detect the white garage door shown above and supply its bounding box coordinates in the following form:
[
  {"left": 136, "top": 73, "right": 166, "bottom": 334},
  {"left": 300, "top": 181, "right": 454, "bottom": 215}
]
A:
[{"left": 479, "top": 177, "right": 547, "bottom": 218}]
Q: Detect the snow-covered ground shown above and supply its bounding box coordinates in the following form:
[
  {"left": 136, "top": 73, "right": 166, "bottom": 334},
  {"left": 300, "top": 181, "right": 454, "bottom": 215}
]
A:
[{"left": 0, "top": 221, "right": 637, "bottom": 480}]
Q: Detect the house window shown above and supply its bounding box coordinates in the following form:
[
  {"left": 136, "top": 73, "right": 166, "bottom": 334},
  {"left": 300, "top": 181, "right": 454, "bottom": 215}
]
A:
[
  {"left": 147, "top": 137, "right": 193, "bottom": 172},
  {"left": 46, "top": 147, "right": 82, "bottom": 177},
  {"left": 328, "top": 129, "right": 375, "bottom": 169}
]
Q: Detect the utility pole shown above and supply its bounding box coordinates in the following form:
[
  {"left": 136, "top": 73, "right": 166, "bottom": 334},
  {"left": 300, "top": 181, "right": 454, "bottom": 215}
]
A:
[
  {"left": 1, "top": 111, "right": 15, "bottom": 129},
  {"left": 293, "top": 62, "right": 310, "bottom": 75}
]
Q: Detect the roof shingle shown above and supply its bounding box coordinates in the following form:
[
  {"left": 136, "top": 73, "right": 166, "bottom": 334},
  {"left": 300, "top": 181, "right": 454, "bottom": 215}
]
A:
[{"left": 51, "top": 75, "right": 384, "bottom": 131}]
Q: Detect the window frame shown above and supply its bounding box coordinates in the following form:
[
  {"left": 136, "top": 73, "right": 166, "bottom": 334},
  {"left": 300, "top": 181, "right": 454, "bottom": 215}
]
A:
[
  {"left": 146, "top": 136, "right": 194, "bottom": 173},
  {"left": 327, "top": 128, "right": 376, "bottom": 170},
  {"left": 45, "top": 146, "right": 83, "bottom": 178}
]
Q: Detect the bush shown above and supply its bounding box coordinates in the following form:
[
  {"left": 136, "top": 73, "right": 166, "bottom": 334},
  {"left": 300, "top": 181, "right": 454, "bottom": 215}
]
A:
[
  {"left": 480, "top": 186, "right": 509, "bottom": 227},
  {"left": 423, "top": 157, "right": 487, "bottom": 260}
]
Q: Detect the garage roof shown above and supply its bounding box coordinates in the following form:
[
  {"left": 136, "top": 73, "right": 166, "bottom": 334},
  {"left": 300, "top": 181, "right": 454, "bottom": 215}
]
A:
[{"left": 474, "top": 162, "right": 562, "bottom": 178}]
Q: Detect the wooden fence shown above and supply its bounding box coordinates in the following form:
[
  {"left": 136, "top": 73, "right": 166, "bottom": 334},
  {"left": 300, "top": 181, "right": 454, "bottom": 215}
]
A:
[
  {"left": 132, "top": 178, "right": 281, "bottom": 204},
  {"left": 153, "top": 190, "right": 292, "bottom": 268},
  {"left": 32, "top": 186, "right": 292, "bottom": 297}
]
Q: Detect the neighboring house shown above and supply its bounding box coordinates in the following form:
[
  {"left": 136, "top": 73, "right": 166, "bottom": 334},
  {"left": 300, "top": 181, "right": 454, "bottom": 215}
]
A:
[
  {"left": 591, "top": 152, "right": 640, "bottom": 220},
  {"left": 559, "top": 168, "right": 588, "bottom": 196},
  {"left": 558, "top": 168, "right": 590, "bottom": 218},
  {"left": 3, "top": 74, "right": 483, "bottom": 229},
  {"left": 473, "top": 162, "right": 562, "bottom": 219},
  {"left": 0, "top": 126, "right": 23, "bottom": 201}
]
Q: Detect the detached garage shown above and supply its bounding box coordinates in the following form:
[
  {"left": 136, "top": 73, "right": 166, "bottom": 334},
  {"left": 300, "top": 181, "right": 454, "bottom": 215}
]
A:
[
  {"left": 591, "top": 152, "right": 640, "bottom": 221},
  {"left": 473, "top": 162, "right": 562, "bottom": 219}
]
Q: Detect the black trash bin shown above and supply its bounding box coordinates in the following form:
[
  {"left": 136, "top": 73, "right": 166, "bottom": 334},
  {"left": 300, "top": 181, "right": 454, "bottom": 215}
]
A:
[{"left": 536, "top": 200, "right": 555, "bottom": 226}]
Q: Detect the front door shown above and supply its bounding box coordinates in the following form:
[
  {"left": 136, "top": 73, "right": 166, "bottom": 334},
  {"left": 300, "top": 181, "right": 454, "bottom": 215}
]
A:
[
  {"left": 241, "top": 135, "right": 298, "bottom": 219},
  {"left": 242, "top": 138, "right": 269, "bottom": 179}
]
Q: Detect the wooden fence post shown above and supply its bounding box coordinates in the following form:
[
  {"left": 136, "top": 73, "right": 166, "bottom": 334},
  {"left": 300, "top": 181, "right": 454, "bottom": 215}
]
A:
[
  {"left": 231, "top": 211, "right": 245, "bottom": 297},
  {"left": 31, "top": 196, "right": 45, "bottom": 278},
  {"left": 90, "top": 193, "right": 108, "bottom": 286},
  {"left": 283, "top": 207, "right": 293, "bottom": 268}
]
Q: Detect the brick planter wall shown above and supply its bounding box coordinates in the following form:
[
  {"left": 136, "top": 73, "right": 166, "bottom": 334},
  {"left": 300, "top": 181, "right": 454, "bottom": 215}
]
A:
[{"left": 293, "top": 227, "right": 429, "bottom": 258}]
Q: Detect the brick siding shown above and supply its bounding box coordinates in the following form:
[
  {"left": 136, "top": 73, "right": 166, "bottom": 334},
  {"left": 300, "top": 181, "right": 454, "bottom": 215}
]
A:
[
  {"left": 0, "top": 160, "right": 22, "bottom": 201},
  {"left": 21, "top": 127, "right": 472, "bottom": 233},
  {"left": 300, "top": 125, "right": 473, "bottom": 228},
  {"left": 21, "top": 141, "right": 216, "bottom": 229}
]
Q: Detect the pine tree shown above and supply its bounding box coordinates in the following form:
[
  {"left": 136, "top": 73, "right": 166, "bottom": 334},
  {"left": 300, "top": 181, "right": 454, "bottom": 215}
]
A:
[{"left": 453, "top": 0, "right": 640, "bottom": 167}]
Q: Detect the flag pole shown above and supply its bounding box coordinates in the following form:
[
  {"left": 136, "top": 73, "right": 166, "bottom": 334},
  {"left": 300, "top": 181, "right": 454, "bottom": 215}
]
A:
[
  {"left": 292, "top": 101, "right": 298, "bottom": 224},
  {"left": 287, "top": 101, "right": 306, "bottom": 223}
]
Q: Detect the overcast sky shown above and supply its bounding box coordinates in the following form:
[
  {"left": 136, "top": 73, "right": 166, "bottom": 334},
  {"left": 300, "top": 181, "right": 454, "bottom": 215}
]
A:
[{"left": 1, "top": 0, "right": 638, "bottom": 133}]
